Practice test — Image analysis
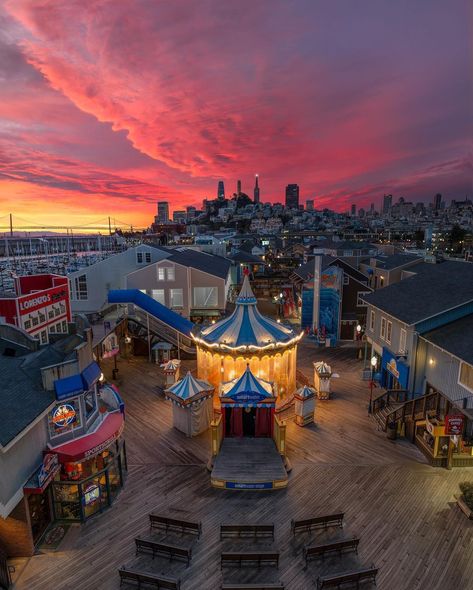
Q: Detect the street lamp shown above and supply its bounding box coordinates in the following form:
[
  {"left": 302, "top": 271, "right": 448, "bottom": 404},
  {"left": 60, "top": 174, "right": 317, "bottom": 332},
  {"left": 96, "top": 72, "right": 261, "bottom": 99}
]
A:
[
  {"left": 356, "top": 324, "right": 362, "bottom": 359},
  {"left": 368, "top": 355, "right": 377, "bottom": 414}
]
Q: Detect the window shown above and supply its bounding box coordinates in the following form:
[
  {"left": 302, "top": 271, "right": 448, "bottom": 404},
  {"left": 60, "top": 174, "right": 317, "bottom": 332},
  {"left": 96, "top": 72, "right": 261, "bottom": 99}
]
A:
[
  {"left": 38, "top": 312, "right": 46, "bottom": 323},
  {"left": 166, "top": 266, "right": 175, "bottom": 281},
  {"left": 357, "top": 291, "right": 371, "bottom": 307},
  {"left": 343, "top": 250, "right": 353, "bottom": 257},
  {"left": 170, "top": 289, "right": 183, "bottom": 308},
  {"left": 386, "top": 321, "right": 392, "bottom": 344},
  {"left": 54, "top": 307, "right": 61, "bottom": 317},
  {"left": 75, "top": 275, "right": 88, "bottom": 300},
  {"left": 48, "top": 309, "right": 54, "bottom": 319},
  {"left": 24, "top": 319, "right": 31, "bottom": 330},
  {"left": 193, "top": 287, "right": 218, "bottom": 308},
  {"left": 59, "top": 303, "right": 66, "bottom": 314},
  {"left": 157, "top": 267, "right": 165, "bottom": 281},
  {"left": 380, "top": 317, "right": 386, "bottom": 340},
  {"left": 136, "top": 251, "right": 143, "bottom": 264},
  {"left": 85, "top": 390, "right": 97, "bottom": 418},
  {"left": 40, "top": 330, "right": 48, "bottom": 344},
  {"left": 145, "top": 252, "right": 151, "bottom": 263},
  {"left": 369, "top": 310, "right": 375, "bottom": 332},
  {"left": 62, "top": 320, "right": 67, "bottom": 332},
  {"left": 459, "top": 363, "right": 473, "bottom": 393},
  {"left": 32, "top": 316, "right": 39, "bottom": 327},
  {"left": 151, "top": 289, "right": 165, "bottom": 305},
  {"left": 343, "top": 275, "right": 349, "bottom": 285},
  {"left": 53, "top": 323, "right": 61, "bottom": 333},
  {"left": 399, "top": 328, "right": 407, "bottom": 354}
]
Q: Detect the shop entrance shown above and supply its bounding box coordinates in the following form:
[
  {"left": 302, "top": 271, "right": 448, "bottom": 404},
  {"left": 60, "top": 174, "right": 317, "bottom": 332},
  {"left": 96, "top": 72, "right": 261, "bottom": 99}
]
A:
[
  {"left": 242, "top": 408, "right": 256, "bottom": 436},
  {"left": 28, "top": 491, "right": 52, "bottom": 545}
]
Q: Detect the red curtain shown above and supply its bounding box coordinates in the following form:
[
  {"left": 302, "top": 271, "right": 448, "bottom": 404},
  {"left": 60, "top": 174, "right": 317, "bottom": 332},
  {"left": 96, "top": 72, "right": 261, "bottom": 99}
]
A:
[
  {"left": 230, "top": 408, "right": 243, "bottom": 437},
  {"left": 255, "top": 408, "right": 273, "bottom": 437}
]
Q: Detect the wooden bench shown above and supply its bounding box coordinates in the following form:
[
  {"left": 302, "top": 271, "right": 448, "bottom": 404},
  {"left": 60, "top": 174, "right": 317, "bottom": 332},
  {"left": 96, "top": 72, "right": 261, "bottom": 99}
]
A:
[
  {"left": 304, "top": 538, "right": 359, "bottom": 564},
  {"left": 221, "top": 584, "right": 284, "bottom": 590},
  {"left": 291, "top": 513, "right": 344, "bottom": 535},
  {"left": 135, "top": 538, "right": 191, "bottom": 567},
  {"left": 149, "top": 514, "right": 202, "bottom": 538},
  {"left": 316, "top": 566, "right": 378, "bottom": 589},
  {"left": 118, "top": 567, "right": 180, "bottom": 589},
  {"left": 220, "top": 524, "right": 275, "bottom": 540},
  {"left": 220, "top": 552, "right": 280, "bottom": 569}
]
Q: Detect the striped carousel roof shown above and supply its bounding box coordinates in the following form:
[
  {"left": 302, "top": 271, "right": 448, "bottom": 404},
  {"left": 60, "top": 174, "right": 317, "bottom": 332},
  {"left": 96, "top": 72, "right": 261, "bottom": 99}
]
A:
[
  {"left": 165, "top": 371, "right": 213, "bottom": 402},
  {"left": 195, "top": 275, "right": 300, "bottom": 350},
  {"left": 221, "top": 365, "right": 274, "bottom": 402}
]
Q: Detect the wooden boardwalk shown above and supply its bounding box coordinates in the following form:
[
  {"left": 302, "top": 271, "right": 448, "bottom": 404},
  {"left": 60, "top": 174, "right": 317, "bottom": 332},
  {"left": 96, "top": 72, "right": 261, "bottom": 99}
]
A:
[{"left": 10, "top": 343, "right": 473, "bottom": 590}]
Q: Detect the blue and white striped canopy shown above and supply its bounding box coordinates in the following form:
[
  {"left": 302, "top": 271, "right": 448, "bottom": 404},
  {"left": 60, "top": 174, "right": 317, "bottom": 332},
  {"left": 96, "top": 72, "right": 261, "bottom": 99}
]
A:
[
  {"left": 197, "top": 276, "right": 297, "bottom": 350},
  {"left": 221, "top": 366, "right": 275, "bottom": 407},
  {"left": 165, "top": 371, "right": 213, "bottom": 402}
]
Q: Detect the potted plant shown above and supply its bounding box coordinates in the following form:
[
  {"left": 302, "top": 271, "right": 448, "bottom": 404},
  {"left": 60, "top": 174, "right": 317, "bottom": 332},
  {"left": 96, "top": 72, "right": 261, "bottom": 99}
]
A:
[{"left": 456, "top": 482, "right": 473, "bottom": 519}]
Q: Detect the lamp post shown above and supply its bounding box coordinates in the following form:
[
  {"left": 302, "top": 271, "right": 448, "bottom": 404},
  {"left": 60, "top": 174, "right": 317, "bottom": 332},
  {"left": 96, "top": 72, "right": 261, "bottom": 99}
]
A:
[
  {"left": 368, "top": 355, "right": 377, "bottom": 414},
  {"left": 356, "top": 324, "right": 362, "bottom": 359}
]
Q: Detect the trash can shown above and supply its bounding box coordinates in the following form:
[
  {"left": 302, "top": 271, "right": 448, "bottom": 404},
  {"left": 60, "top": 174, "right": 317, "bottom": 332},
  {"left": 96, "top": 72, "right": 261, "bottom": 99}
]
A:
[{"left": 387, "top": 422, "right": 397, "bottom": 440}]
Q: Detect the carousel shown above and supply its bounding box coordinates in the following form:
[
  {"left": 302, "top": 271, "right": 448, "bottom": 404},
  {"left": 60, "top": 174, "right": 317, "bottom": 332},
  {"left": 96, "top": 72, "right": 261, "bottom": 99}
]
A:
[{"left": 192, "top": 273, "right": 303, "bottom": 402}]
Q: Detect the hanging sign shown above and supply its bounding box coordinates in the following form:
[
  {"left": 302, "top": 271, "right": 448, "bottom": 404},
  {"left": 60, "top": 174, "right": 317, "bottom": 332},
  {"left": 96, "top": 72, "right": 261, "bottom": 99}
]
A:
[
  {"left": 38, "top": 453, "right": 60, "bottom": 488},
  {"left": 52, "top": 404, "right": 77, "bottom": 428},
  {"left": 445, "top": 414, "right": 464, "bottom": 436},
  {"left": 83, "top": 483, "right": 100, "bottom": 506},
  {"left": 386, "top": 358, "right": 400, "bottom": 379}
]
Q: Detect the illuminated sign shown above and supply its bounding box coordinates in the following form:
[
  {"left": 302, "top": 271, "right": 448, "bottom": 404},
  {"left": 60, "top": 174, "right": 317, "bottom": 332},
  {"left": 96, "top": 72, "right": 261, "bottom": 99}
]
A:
[
  {"left": 226, "top": 482, "right": 273, "bottom": 490},
  {"left": 386, "top": 358, "right": 400, "bottom": 379},
  {"left": 38, "top": 453, "right": 59, "bottom": 488},
  {"left": 84, "top": 483, "right": 100, "bottom": 506},
  {"left": 445, "top": 414, "right": 464, "bottom": 436},
  {"left": 52, "top": 404, "right": 77, "bottom": 428}
]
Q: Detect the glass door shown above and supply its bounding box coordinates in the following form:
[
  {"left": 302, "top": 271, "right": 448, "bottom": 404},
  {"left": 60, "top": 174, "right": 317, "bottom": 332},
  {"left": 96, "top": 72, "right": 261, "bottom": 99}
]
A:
[{"left": 81, "top": 473, "right": 109, "bottom": 520}]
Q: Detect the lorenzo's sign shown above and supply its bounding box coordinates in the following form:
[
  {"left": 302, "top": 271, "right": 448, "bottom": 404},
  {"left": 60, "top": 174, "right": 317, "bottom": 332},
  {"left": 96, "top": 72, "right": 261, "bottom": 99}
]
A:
[
  {"left": 19, "top": 294, "right": 51, "bottom": 311},
  {"left": 445, "top": 414, "right": 464, "bottom": 436}
]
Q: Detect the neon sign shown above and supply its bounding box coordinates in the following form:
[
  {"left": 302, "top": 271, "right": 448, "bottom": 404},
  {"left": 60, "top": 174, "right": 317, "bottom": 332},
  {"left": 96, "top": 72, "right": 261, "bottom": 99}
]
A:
[
  {"left": 52, "top": 404, "right": 77, "bottom": 428},
  {"left": 84, "top": 483, "right": 100, "bottom": 506}
]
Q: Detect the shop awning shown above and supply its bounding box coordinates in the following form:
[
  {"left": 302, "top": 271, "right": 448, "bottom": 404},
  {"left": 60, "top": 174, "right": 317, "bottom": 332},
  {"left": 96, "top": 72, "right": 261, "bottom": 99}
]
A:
[
  {"left": 49, "top": 411, "right": 124, "bottom": 463},
  {"left": 54, "top": 374, "right": 85, "bottom": 401},
  {"left": 81, "top": 361, "right": 102, "bottom": 389}
]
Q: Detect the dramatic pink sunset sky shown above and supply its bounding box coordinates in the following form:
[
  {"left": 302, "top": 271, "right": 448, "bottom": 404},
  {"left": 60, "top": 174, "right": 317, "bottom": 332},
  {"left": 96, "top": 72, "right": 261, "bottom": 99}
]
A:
[{"left": 0, "top": 0, "right": 471, "bottom": 227}]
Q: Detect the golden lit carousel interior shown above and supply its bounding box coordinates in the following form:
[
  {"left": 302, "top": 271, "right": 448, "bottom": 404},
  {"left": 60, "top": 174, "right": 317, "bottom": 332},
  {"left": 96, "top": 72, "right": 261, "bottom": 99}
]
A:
[{"left": 192, "top": 274, "right": 303, "bottom": 404}]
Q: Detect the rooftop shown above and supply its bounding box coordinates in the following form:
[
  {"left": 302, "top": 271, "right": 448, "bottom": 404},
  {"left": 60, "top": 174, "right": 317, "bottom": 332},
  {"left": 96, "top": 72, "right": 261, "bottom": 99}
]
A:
[
  {"left": 362, "top": 260, "right": 473, "bottom": 325},
  {"left": 371, "top": 253, "right": 422, "bottom": 270},
  {"left": 159, "top": 247, "right": 232, "bottom": 279},
  {"left": 422, "top": 314, "right": 473, "bottom": 366}
]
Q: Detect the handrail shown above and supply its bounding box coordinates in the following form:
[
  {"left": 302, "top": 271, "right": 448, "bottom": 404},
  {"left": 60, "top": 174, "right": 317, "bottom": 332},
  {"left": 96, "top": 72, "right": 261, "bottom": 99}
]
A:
[
  {"left": 128, "top": 311, "right": 195, "bottom": 354},
  {"left": 380, "top": 390, "right": 440, "bottom": 431},
  {"left": 273, "top": 414, "right": 287, "bottom": 457},
  {"left": 211, "top": 414, "right": 223, "bottom": 457},
  {"left": 372, "top": 389, "right": 409, "bottom": 414}
]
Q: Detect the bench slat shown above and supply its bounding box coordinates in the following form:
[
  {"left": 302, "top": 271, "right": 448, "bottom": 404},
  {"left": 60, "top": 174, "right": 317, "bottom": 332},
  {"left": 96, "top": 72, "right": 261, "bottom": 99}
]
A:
[
  {"left": 221, "top": 585, "right": 284, "bottom": 589},
  {"left": 304, "top": 537, "right": 359, "bottom": 563},
  {"left": 291, "top": 513, "right": 344, "bottom": 535},
  {"left": 119, "top": 567, "right": 180, "bottom": 589},
  {"left": 316, "top": 566, "right": 378, "bottom": 589},
  {"left": 220, "top": 524, "right": 275, "bottom": 539},
  {"left": 135, "top": 538, "right": 191, "bottom": 566},
  {"left": 221, "top": 552, "right": 279, "bottom": 569},
  {"left": 149, "top": 514, "right": 202, "bottom": 537}
]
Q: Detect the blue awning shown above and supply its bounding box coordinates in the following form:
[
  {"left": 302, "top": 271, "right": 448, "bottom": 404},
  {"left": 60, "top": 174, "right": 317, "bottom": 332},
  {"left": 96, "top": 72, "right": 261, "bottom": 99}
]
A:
[
  {"left": 54, "top": 374, "right": 85, "bottom": 401},
  {"left": 81, "top": 361, "right": 102, "bottom": 389}
]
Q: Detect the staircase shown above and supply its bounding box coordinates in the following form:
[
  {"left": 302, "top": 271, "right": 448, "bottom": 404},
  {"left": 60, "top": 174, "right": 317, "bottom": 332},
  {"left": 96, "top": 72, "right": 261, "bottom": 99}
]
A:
[
  {"left": 127, "top": 311, "right": 196, "bottom": 355},
  {"left": 372, "top": 389, "right": 440, "bottom": 433}
]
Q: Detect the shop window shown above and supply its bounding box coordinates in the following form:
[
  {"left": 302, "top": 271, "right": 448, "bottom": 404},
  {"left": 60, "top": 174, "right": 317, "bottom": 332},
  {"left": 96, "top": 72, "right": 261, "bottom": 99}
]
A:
[
  {"left": 399, "top": 328, "right": 407, "bottom": 353},
  {"left": 369, "top": 310, "right": 375, "bottom": 332},
  {"left": 459, "top": 363, "right": 473, "bottom": 393},
  {"left": 136, "top": 251, "right": 143, "bottom": 264},
  {"left": 380, "top": 317, "right": 386, "bottom": 340},
  {"left": 48, "top": 399, "right": 82, "bottom": 438},
  {"left": 85, "top": 389, "right": 97, "bottom": 418},
  {"left": 75, "top": 275, "right": 88, "bottom": 300},
  {"left": 157, "top": 267, "right": 165, "bottom": 281},
  {"left": 170, "top": 289, "right": 183, "bottom": 308},
  {"left": 193, "top": 286, "right": 218, "bottom": 308},
  {"left": 52, "top": 483, "right": 81, "bottom": 521},
  {"left": 386, "top": 321, "right": 392, "bottom": 344},
  {"left": 145, "top": 252, "right": 151, "bottom": 263},
  {"left": 24, "top": 319, "right": 31, "bottom": 330},
  {"left": 151, "top": 289, "right": 165, "bottom": 305}
]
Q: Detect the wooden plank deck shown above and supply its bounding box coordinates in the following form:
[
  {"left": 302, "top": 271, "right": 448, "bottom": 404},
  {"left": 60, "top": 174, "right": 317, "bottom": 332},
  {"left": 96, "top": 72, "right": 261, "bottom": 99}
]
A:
[{"left": 9, "top": 344, "right": 473, "bottom": 590}]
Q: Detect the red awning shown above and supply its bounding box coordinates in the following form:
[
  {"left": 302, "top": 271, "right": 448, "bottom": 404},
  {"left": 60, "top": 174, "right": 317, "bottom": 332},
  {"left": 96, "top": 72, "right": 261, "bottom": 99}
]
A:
[{"left": 50, "top": 412, "right": 125, "bottom": 463}]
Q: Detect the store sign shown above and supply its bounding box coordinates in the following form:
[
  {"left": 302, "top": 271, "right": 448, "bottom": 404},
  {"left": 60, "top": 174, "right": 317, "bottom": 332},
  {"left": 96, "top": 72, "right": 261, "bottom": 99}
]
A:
[
  {"left": 38, "top": 453, "right": 59, "bottom": 488},
  {"left": 84, "top": 483, "right": 100, "bottom": 506},
  {"left": 425, "top": 416, "right": 434, "bottom": 435},
  {"left": 19, "top": 293, "right": 51, "bottom": 312},
  {"left": 231, "top": 390, "right": 267, "bottom": 403},
  {"left": 52, "top": 404, "right": 77, "bottom": 428},
  {"left": 445, "top": 414, "right": 464, "bottom": 436},
  {"left": 83, "top": 420, "right": 125, "bottom": 460},
  {"left": 386, "top": 358, "right": 400, "bottom": 379}
]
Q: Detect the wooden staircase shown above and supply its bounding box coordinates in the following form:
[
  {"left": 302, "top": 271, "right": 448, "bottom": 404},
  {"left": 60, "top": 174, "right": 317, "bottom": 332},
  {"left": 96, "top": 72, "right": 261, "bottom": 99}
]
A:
[{"left": 372, "top": 389, "right": 441, "bottom": 433}]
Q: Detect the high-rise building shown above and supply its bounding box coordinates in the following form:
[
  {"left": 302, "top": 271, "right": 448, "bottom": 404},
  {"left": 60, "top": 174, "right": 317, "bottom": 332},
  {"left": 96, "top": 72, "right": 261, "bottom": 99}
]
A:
[
  {"left": 186, "top": 206, "right": 197, "bottom": 221},
  {"left": 254, "top": 174, "right": 260, "bottom": 204},
  {"left": 285, "top": 184, "right": 299, "bottom": 209},
  {"left": 237, "top": 180, "right": 242, "bottom": 196},
  {"left": 382, "top": 194, "right": 392, "bottom": 215},
  {"left": 351, "top": 204, "right": 357, "bottom": 217},
  {"left": 217, "top": 180, "right": 225, "bottom": 200},
  {"left": 173, "top": 210, "right": 186, "bottom": 223},
  {"left": 434, "top": 193, "right": 442, "bottom": 211},
  {"left": 306, "top": 199, "right": 314, "bottom": 211},
  {"left": 157, "top": 201, "right": 169, "bottom": 223}
]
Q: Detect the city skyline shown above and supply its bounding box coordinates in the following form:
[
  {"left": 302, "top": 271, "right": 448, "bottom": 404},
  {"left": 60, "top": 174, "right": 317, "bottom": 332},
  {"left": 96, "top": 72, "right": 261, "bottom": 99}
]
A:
[{"left": 0, "top": 1, "right": 471, "bottom": 227}]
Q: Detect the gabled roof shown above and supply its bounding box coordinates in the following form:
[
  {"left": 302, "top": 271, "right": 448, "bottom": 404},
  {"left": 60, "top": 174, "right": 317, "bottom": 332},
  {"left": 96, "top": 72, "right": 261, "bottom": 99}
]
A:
[
  {"left": 371, "top": 254, "right": 422, "bottom": 270},
  {"left": 362, "top": 261, "right": 473, "bottom": 325},
  {"left": 421, "top": 314, "right": 473, "bottom": 366},
  {"left": 158, "top": 247, "right": 231, "bottom": 279}
]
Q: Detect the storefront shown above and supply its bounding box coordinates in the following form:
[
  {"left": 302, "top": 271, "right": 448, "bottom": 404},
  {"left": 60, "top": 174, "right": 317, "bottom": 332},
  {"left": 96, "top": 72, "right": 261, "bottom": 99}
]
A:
[
  {"left": 381, "top": 348, "right": 409, "bottom": 390},
  {"left": 49, "top": 411, "right": 126, "bottom": 522}
]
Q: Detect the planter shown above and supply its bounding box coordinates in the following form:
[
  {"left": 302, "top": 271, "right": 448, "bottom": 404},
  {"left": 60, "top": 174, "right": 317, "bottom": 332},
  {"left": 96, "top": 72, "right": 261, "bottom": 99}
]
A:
[{"left": 456, "top": 495, "right": 473, "bottom": 519}]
